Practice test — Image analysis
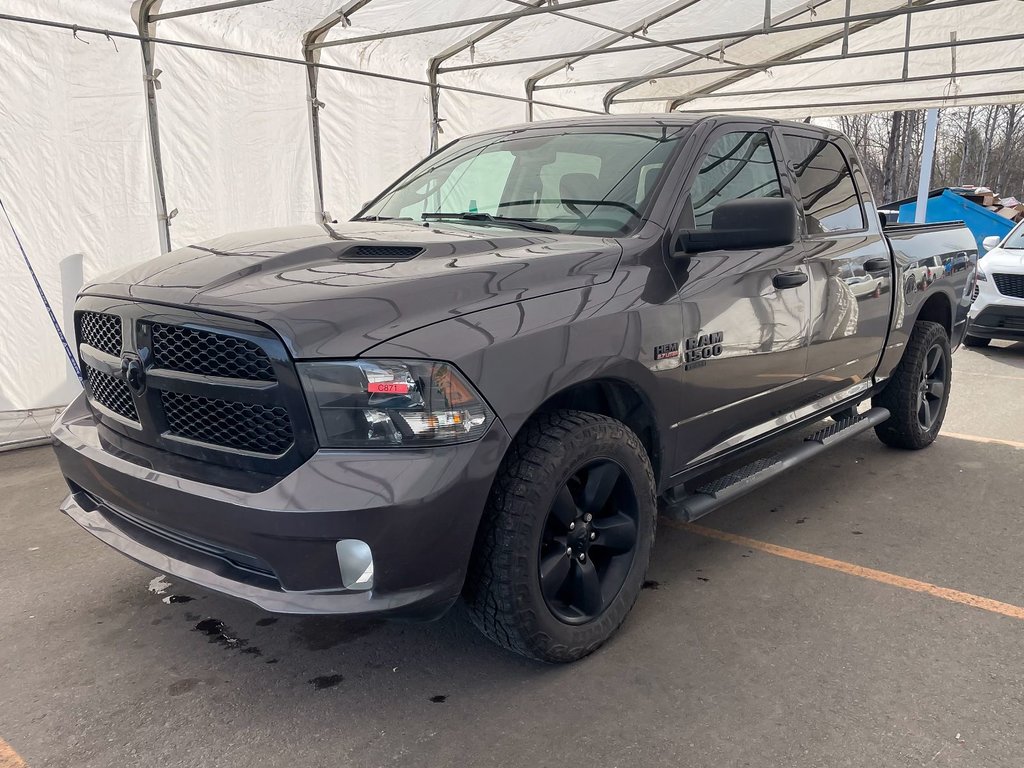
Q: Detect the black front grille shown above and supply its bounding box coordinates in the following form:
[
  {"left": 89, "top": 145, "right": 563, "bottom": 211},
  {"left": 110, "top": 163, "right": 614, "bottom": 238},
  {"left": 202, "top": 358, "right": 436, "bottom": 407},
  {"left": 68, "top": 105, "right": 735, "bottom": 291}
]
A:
[
  {"left": 85, "top": 364, "right": 138, "bottom": 421},
  {"left": 162, "top": 391, "right": 293, "bottom": 455},
  {"left": 993, "top": 273, "right": 1024, "bottom": 298},
  {"left": 80, "top": 312, "right": 122, "bottom": 356},
  {"left": 152, "top": 323, "right": 276, "bottom": 381},
  {"left": 75, "top": 300, "right": 312, "bottom": 473}
]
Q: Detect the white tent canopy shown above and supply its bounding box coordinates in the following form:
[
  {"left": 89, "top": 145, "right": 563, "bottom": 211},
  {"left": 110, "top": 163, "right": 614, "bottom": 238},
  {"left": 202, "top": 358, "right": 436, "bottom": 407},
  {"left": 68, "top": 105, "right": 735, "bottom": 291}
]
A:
[{"left": 2, "top": 0, "right": 1022, "bottom": 444}]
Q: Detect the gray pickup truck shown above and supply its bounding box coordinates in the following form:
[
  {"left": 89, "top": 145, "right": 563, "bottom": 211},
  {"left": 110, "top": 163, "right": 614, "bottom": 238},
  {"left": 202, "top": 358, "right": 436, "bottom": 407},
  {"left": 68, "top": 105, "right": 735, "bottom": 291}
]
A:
[{"left": 53, "top": 114, "right": 976, "bottom": 662}]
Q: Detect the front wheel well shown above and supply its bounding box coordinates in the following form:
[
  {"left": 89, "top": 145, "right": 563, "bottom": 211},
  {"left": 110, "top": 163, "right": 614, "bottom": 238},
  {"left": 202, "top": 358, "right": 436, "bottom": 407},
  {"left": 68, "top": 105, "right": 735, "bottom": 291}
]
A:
[{"left": 532, "top": 379, "right": 661, "bottom": 486}]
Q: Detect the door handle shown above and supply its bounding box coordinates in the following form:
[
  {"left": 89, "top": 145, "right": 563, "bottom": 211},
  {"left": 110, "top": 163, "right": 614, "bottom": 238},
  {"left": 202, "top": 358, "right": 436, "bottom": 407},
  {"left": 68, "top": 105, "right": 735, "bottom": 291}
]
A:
[
  {"left": 772, "top": 271, "right": 807, "bottom": 289},
  {"left": 864, "top": 257, "right": 891, "bottom": 273}
]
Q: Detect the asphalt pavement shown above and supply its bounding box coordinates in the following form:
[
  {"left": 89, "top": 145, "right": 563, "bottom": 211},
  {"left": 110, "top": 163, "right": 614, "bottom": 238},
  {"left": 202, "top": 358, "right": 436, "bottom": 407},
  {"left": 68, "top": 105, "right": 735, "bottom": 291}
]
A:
[{"left": 1, "top": 341, "right": 1022, "bottom": 768}]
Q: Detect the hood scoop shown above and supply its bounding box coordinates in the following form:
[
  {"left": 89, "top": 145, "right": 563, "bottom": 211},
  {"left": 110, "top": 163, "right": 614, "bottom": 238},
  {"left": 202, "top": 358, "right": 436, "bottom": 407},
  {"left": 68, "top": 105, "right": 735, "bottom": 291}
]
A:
[{"left": 340, "top": 244, "right": 425, "bottom": 262}]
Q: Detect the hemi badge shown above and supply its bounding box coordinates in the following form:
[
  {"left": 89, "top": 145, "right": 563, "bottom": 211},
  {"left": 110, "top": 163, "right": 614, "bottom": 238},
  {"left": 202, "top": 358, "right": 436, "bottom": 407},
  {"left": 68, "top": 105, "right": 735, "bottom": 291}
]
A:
[
  {"left": 367, "top": 382, "right": 410, "bottom": 394},
  {"left": 654, "top": 342, "right": 680, "bottom": 361}
]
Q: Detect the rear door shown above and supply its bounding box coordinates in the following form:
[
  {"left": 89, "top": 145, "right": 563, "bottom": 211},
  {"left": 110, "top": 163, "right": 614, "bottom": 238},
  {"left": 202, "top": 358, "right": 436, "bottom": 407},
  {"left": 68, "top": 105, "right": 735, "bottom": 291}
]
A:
[
  {"left": 780, "top": 130, "right": 891, "bottom": 399},
  {"left": 668, "top": 124, "right": 814, "bottom": 467}
]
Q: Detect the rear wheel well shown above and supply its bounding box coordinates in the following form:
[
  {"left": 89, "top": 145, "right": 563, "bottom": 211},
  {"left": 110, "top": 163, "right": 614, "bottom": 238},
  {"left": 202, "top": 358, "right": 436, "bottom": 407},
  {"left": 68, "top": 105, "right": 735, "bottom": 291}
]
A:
[
  {"left": 916, "top": 293, "right": 952, "bottom": 337},
  {"left": 533, "top": 379, "right": 661, "bottom": 486}
]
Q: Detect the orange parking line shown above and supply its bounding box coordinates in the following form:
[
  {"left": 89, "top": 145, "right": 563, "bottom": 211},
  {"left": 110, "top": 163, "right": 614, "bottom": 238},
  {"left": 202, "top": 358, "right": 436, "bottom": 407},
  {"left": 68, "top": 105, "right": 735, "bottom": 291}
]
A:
[
  {"left": 940, "top": 431, "right": 1024, "bottom": 450},
  {"left": 0, "top": 738, "right": 28, "bottom": 768},
  {"left": 667, "top": 520, "right": 1024, "bottom": 622}
]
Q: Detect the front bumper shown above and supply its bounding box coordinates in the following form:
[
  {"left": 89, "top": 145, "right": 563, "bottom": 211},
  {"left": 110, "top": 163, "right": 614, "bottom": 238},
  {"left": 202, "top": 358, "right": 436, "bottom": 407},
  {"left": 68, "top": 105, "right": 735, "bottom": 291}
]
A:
[
  {"left": 52, "top": 393, "right": 511, "bottom": 618},
  {"left": 968, "top": 281, "right": 1024, "bottom": 340}
]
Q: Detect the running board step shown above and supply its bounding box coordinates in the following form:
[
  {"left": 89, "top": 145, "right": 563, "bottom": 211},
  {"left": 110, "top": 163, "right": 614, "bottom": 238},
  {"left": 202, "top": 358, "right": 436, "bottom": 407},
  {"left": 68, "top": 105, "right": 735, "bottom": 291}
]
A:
[{"left": 663, "top": 407, "right": 890, "bottom": 523}]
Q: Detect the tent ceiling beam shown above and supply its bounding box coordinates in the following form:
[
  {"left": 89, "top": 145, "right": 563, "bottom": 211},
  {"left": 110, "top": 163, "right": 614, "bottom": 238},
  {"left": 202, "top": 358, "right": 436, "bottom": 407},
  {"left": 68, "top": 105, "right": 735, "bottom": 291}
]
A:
[
  {"left": 680, "top": 86, "right": 1024, "bottom": 114},
  {"left": 666, "top": 0, "right": 944, "bottom": 110},
  {"left": 521, "top": 0, "right": 710, "bottom": 120},
  {"left": 531, "top": 30, "right": 1022, "bottom": 94},
  {"left": 601, "top": 0, "right": 833, "bottom": 109},
  {"left": 310, "top": 0, "right": 619, "bottom": 51},
  {"left": 149, "top": 0, "right": 271, "bottom": 23},
  {"left": 507, "top": 0, "right": 733, "bottom": 66},
  {"left": 438, "top": 0, "right": 997, "bottom": 74},
  {"left": 609, "top": 65, "right": 1024, "bottom": 106}
]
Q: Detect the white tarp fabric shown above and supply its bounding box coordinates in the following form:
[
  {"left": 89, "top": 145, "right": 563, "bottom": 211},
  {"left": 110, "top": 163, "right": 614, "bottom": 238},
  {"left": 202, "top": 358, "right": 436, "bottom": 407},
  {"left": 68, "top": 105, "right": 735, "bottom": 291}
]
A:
[{"left": 2, "top": 0, "right": 1023, "bottom": 442}]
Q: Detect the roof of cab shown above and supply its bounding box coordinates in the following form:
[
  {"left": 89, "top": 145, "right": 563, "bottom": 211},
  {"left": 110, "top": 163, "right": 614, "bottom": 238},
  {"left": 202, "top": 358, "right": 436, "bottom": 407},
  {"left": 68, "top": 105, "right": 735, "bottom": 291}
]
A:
[{"left": 464, "top": 112, "right": 842, "bottom": 140}]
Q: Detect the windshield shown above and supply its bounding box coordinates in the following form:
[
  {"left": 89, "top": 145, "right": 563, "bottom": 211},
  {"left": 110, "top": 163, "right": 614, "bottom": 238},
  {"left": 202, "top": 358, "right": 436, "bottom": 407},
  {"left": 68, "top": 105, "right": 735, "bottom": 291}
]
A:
[
  {"left": 357, "top": 127, "right": 688, "bottom": 236},
  {"left": 1000, "top": 221, "right": 1024, "bottom": 249}
]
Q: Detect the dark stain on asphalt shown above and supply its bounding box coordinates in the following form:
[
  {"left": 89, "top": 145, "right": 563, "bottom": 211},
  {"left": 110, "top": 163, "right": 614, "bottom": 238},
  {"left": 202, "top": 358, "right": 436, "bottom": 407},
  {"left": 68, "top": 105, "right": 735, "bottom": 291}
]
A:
[
  {"left": 168, "top": 678, "right": 201, "bottom": 697},
  {"left": 165, "top": 595, "right": 194, "bottom": 604},
  {"left": 697, "top": 576, "right": 709, "bottom": 582},
  {"left": 193, "top": 618, "right": 249, "bottom": 651},
  {"left": 308, "top": 674, "right": 344, "bottom": 690},
  {"left": 852, "top": 530, "right": 864, "bottom": 535},
  {"left": 256, "top": 617, "right": 278, "bottom": 627},
  {"left": 430, "top": 695, "right": 447, "bottom": 703},
  {"left": 641, "top": 580, "right": 660, "bottom": 590},
  {"left": 184, "top": 612, "right": 201, "bottom": 622},
  {"left": 265, "top": 659, "right": 279, "bottom": 665},
  {"left": 795, "top": 517, "right": 807, "bottom": 524},
  {"left": 240, "top": 647, "right": 263, "bottom": 657},
  {"left": 293, "top": 617, "right": 382, "bottom": 651}
]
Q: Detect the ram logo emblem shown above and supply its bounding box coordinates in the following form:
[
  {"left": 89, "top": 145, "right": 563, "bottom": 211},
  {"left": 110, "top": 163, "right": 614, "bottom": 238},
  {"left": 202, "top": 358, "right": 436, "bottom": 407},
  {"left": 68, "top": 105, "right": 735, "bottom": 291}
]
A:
[{"left": 683, "top": 331, "right": 724, "bottom": 370}]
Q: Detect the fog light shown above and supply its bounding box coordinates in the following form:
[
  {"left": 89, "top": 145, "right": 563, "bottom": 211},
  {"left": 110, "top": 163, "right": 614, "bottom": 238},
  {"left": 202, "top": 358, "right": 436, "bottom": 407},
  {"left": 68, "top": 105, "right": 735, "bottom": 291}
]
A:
[{"left": 336, "top": 539, "right": 374, "bottom": 591}]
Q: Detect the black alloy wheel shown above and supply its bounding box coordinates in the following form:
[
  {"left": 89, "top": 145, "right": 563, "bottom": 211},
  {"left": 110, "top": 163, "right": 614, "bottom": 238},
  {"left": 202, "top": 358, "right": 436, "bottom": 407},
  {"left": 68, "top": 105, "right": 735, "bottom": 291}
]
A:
[
  {"left": 538, "top": 459, "right": 639, "bottom": 624},
  {"left": 873, "top": 320, "right": 951, "bottom": 450},
  {"left": 464, "top": 410, "right": 656, "bottom": 662},
  {"left": 916, "top": 342, "right": 947, "bottom": 431}
]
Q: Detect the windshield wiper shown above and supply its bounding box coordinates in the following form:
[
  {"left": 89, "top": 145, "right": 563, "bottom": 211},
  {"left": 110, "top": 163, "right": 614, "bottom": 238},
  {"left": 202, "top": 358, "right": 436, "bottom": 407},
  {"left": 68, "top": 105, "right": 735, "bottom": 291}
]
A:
[
  {"left": 421, "top": 212, "right": 558, "bottom": 233},
  {"left": 353, "top": 215, "right": 414, "bottom": 222}
]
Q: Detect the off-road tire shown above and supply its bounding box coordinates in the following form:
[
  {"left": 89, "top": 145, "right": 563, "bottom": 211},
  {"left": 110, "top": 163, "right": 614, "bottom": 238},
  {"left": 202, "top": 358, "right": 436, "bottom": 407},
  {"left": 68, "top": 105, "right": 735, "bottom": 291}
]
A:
[
  {"left": 963, "top": 333, "right": 990, "bottom": 348},
  {"left": 872, "top": 320, "right": 951, "bottom": 450},
  {"left": 463, "top": 410, "right": 656, "bottom": 663}
]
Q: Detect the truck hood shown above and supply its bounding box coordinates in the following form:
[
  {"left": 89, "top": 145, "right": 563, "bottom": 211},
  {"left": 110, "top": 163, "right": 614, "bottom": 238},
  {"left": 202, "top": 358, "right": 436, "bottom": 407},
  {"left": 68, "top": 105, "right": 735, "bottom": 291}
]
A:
[
  {"left": 82, "top": 222, "right": 621, "bottom": 358},
  {"left": 980, "top": 246, "right": 1024, "bottom": 273}
]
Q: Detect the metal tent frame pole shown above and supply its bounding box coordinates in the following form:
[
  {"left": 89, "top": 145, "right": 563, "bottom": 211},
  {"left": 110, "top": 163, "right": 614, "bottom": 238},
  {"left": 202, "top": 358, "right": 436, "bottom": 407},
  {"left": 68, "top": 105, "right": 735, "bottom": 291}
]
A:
[
  {"left": 303, "top": 1, "right": 375, "bottom": 225},
  {"left": 130, "top": 0, "right": 172, "bottom": 254},
  {"left": 427, "top": 0, "right": 548, "bottom": 152},
  {"left": 130, "top": 0, "right": 274, "bottom": 253}
]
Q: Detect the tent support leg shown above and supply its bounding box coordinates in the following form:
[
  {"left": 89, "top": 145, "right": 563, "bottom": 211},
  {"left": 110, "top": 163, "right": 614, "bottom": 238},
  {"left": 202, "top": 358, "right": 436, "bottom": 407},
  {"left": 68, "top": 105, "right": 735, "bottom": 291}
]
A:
[
  {"left": 131, "top": 1, "right": 172, "bottom": 254},
  {"left": 915, "top": 108, "right": 939, "bottom": 223},
  {"left": 428, "top": 61, "right": 441, "bottom": 152}
]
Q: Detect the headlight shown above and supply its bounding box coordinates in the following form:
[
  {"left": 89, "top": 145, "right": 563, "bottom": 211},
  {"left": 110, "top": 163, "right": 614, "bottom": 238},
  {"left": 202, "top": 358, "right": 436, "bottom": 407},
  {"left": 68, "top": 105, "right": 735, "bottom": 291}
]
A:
[
  {"left": 976, "top": 262, "right": 988, "bottom": 281},
  {"left": 298, "top": 360, "right": 494, "bottom": 447}
]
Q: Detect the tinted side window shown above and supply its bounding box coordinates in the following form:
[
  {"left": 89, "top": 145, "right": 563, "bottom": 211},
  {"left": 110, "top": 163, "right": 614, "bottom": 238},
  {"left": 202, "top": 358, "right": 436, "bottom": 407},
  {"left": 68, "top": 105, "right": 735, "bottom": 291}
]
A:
[
  {"left": 783, "top": 135, "right": 865, "bottom": 234},
  {"left": 689, "top": 131, "right": 782, "bottom": 230}
]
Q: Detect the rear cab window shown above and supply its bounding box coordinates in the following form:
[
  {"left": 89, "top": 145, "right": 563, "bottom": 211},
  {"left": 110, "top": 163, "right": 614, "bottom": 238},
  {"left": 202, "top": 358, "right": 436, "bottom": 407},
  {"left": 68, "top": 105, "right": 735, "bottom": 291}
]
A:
[{"left": 782, "top": 135, "right": 866, "bottom": 235}]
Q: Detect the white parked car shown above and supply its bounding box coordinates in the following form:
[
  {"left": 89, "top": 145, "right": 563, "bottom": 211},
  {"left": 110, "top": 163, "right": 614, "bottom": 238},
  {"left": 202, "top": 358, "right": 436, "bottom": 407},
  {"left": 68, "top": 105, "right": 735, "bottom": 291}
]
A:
[{"left": 966, "top": 225, "right": 1024, "bottom": 347}]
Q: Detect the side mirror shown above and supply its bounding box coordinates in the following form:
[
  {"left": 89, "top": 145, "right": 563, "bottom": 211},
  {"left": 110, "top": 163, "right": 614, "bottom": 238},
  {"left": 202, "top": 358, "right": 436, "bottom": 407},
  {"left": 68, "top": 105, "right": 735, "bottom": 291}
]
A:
[
  {"left": 982, "top": 235, "right": 1001, "bottom": 252},
  {"left": 675, "top": 197, "right": 798, "bottom": 255}
]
